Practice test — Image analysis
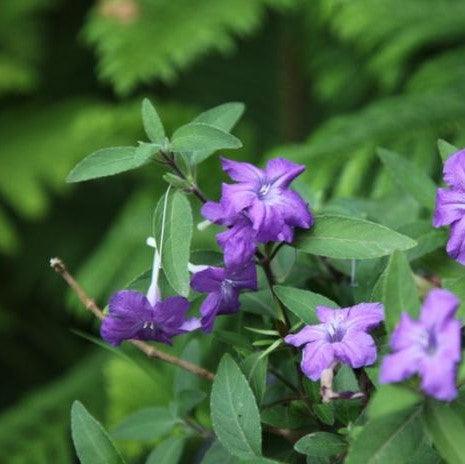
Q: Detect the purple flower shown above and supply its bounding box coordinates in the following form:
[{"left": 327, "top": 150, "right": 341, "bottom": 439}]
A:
[
  {"left": 433, "top": 149, "right": 465, "bottom": 265},
  {"left": 380, "top": 289, "right": 461, "bottom": 402},
  {"left": 285, "top": 303, "right": 384, "bottom": 380},
  {"left": 101, "top": 239, "right": 200, "bottom": 346},
  {"left": 191, "top": 262, "right": 257, "bottom": 332}
]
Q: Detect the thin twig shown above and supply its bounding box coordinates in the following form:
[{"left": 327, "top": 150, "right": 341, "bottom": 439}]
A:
[{"left": 50, "top": 257, "right": 215, "bottom": 381}]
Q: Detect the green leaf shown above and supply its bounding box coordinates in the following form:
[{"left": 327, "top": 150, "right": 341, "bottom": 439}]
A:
[
  {"left": 201, "top": 441, "right": 240, "bottom": 464},
  {"left": 241, "top": 352, "right": 268, "bottom": 404},
  {"left": 142, "top": 98, "right": 165, "bottom": 143},
  {"left": 294, "top": 215, "right": 417, "bottom": 260},
  {"left": 71, "top": 401, "right": 126, "bottom": 464},
  {"left": 274, "top": 285, "right": 339, "bottom": 325},
  {"left": 146, "top": 437, "right": 185, "bottom": 464},
  {"left": 174, "top": 339, "right": 201, "bottom": 394},
  {"left": 294, "top": 432, "right": 347, "bottom": 459},
  {"left": 313, "top": 403, "right": 335, "bottom": 426},
  {"left": 373, "top": 251, "right": 420, "bottom": 333},
  {"left": 171, "top": 123, "right": 242, "bottom": 158},
  {"left": 270, "top": 245, "right": 296, "bottom": 283},
  {"left": 134, "top": 142, "right": 162, "bottom": 166},
  {"left": 153, "top": 190, "right": 193, "bottom": 296},
  {"left": 345, "top": 407, "right": 424, "bottom": 464},
  {"left": 111, "top": 407, "right": 180, "bottom": 441},
  {"left": 193, "top": 102, "right": 245, "bottom": 131},
  {"left": 424, "top": 399, "right": 465, "bottom": 464},
  {"left": 438, "top": 139, "right": 458, "bottom": 162},
  {"left": 175, "top": 390, "right": 206, "bottom": 416},
  {"left": 211, "top": 354, "right": 262, "bottom": 459},
  {"left": 443, "top": 275, "right": 465, "bottom": 320},
  {"left": 377, "top": 148, "right": 437, "bottom": 210},
  {"left": 67, "top": 146, "right": 147, "bottom": 182},
  {"left": 368, "top": 385, "right": 422, "bottom": 420}
]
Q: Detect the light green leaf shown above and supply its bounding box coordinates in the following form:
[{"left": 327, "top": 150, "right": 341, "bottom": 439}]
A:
[
  {"left": 201, "top": 441, "right": 240, "bottom": 464},
  {"left": 438, "top": 139, "right": 458, "bottom": 162},
  {"left": 274, "top": 285, "right": 339, "bottom": 325},
  {"left": 211, "top": 354, "right": 262, "bottom": 459},
  {"left": 377, "top": 148, "right": 437, "bottom": 210},
  {"left": 294, "top": 432, "right": 347, "bottom": 458},
  {"left": 146, "top": 437, "right": 185, "bottom": 464},
  {"left": 153, "top": 190, "right": 193, "bottom": 296},
  {"left": 111, "top": 407, "right": 180, "bottom": 441},
  {"left": 294, "top": 215, "right": 417, "bottom": 260},
  {"left": 174, "top": 339, "right": 201, "bottom": 394},
  {"left": 345, "top": 407, "right": 424, "bottom": 464},
  {"left": 368, "top": 385, "right": 422, "bottom": 420},
  {"left": 142, "top": 98, "right": 165, "bottom": 143},
  {"left": 373, "top": 251, "right": 420, "bottom": 333},
  {"left": 443, "top": 275, "right": 465, "bottom": 320},
  {"left": 71, "top": 401, "right": 126, "bottom": 464},
  {"left": 193, "top": 102, "right": 245, "bottom": 131},
  {"left": 241, "top": 352, "right": 268, "bottom": 404},
  {"left": 67, "top": 146, "right": 146, "bottom": 182},
  {"left": 134, "top": 142, "right": 161, "bottom": 166},
  {"left": 424, "top": 399, "right": 465, "bottom": 464},
  {"left": 171, "top": 123, "right": 242, "bottom": 158}
]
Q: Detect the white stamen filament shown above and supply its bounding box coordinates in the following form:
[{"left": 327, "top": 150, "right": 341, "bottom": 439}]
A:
[
  {"left": 188, "top": 263, "right": 210, "bottom": 274},
  {"left": 197, "top": 219, "right": 212, "bottom": 231}
]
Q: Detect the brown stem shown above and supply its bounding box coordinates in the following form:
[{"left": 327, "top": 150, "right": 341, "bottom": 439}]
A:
[{"left": 50, "top": 257, "right": 215, "bottom": 381}]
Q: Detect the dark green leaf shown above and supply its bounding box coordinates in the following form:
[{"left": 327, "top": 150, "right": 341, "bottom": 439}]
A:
[
  {"left": 153, "top": 190, "right": 193, "bottom": 296},
  {"left": 438, "top": 139, "right": 458, "bottom": 162},
  {"left": 142, "top": 98, "right": 165, "bottom": 144},
  {"left": 377, "top": 148, "right": 437, "bottom": 210},
  {"left": 274, "top": 285, "right": 338, "bottom": 325},
  {"left": 201, "top": 441, "right": 240, "bottom": 464},
  {"left": 424, "top": 398, "right": 465, "bottom": 464},
  {"left": 174, "top": 339, "right": 201, "bottom": 394},
  {"left": 67, "top": 146, "right": 145, "bottom": 182},
  {"left": 171, "top": 123, "right": 242, "bottom": 158},
  {"left": 240, "top": 290, "right": 277, "bottom": 319},
  {"left": 146, "top": 437, "right": 185, "bottom": 464},
  {"left": 111, "top": 407, "right": 179, "bottom": 441},
  {"left": 241, "top": 352, "right": 268, "bottom": 404},
  {"left": 443, "top": 275, "right": 465, "bottom": 320},
  {"left": 71, "top": 401, "right": 126, "bottom": 464},
  {"left": 294, "top": 432, "right": 347, "bottom": 458},
  {"left": 270, "top": 245, "right": 296, "bottom": 283},
  {"left": 176, "top": 390, "right": 206, "bottom": 416},
  {"left": 345, "top": 407, "right": 423, "bottom": 464},
  {"left": 373, "top": 251, "right": 420, "bottom": 333},
  {"left": 211, "top": 354, "right": 262, "bottom": 459},
  {"left": 313, "top": 403, "right": 335, "bottom": 425},
  {"left": 294, "top": 215, "right": 417, "bottom": 260},
  {"left": 368, "top": 385, "right": 422, "bottom": 419}
]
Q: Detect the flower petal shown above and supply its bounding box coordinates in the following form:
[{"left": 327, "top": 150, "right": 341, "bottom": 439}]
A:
[
  {"left": 153, "top": 296, "right": 190, "bottom": 331},
  {"left": 433, "top": 188, "right": 465, "bottom": 227},
  {"left": 275, "top": 189, "right": 313, "bottom": 229},
  {"left": 226, "top": 261, "right": 258, "bottom": 291},
  {"left": 389, "top": 313, "right": 424, "bottom": 351},
  {"left": 300, "top": 340, "right": 335, "bottom": 381},
  {"left": 420, "top": 288, "right": 460, "bottom": 329},
  {"left": 379, "top": 347, "right": 422, "bottom": 384},
  {"left": 221, "top": 183, "right": 257, "bottom": 213},
  {"left": 248, "top": 201, "right": 285, "bottom": 242},
  {"left": 284, "top": 324, "right": 326, "bottom": 347},
  {"left": 265, "top": 158, "right": 306, "bottom": 188},
  {"left": 217, "top": 219, "right": 257, "bottom": 267},
  {"left": 443, "top": 149, "right": 465, "bottom": 191},
  {"left": 344, "top": 303, "right": 385, "bottom": 332},
  {"left": 334, "top": 330, "right": 378, "bottom": 368},
  {"left": 221, "top": 157, "right": 264, "bottom": 184},
  {"left": 447, "top": 217, "right": 465, "bottom": 265},
  {"left": 199, "top": 292, "right": 223, "bottom": 332},
  {"left": 420, "top": 354, "right": 458, "bottom": 401},
  {"left": 191, "top": 267, "right": 225, "bottom": 293}
]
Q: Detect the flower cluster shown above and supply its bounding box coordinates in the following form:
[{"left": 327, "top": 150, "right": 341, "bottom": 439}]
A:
[{"left": 434, "top": 149, "right": 465, "bottom": 265}]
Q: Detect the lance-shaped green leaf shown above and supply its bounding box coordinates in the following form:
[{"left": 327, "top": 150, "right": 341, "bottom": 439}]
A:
[
  {"left": 443, "top": 275, "right": 465, "bottom": 320},
  {"left": 377, "top": 148, "right": 437, "bottom": 210},
  {"left": 241, "top": 352, "right": 268, "bottom": 404},
  {"left": 174, "top": 339, "right": 201, "bottom": 394},
  {"left": 438, "top": 139, "right": 459, "bottom": 162},
  {"left": 67, "top": 146, "right": 150, "bottom": 182},
  {"left": 294, "top": 215, "right": 416, "bottom": 260},
  {"left": 345, "top": 407, "right": 424, "bottom": 464},
  {"left": 211, "top": 354, "right": 262, "bottom": 459},
  {"left": 71, "top": 401, "right": 126, "bottom": 464},
  {"left": 170, "top": 123, "right": 242, "bottom": 157},
  {"left": 146, "top": 437, "right": 185, "bottom": 464},
  {"left": 274, "top": 285, "right": 338, "bottom": 325},
  {"left": 294, "top": 432, "right": 347, "bottom": 459},
  {"left": 368, "top": 385, "right": 422, "bottom": 420},
  {"left": 193, "top": 102, "right": 244, "bottom": 131},
  {"left": 424, "top": 398, "right": 465, "bottom": 464},
  {"left": 372, "top": 251, "right": 420, "bottom": 333},
  {"left": 111, "top": 406, "right": 180, "bottom": 441},
  {"left": 153, "top": 190, "right": 193, "bottom": 296},
  {"left": 142, "top": 98, "right": 165, "bottom": 143}
]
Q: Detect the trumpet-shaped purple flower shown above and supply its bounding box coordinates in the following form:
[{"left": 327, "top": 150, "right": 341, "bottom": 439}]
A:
[
  {"left": 101, "top": 239, "right": 200, "bottom": 346},
  {"left": 191, "top": 262, "right": 257, "bottom": 332},
  {"left": 433, "top": 149, "right": 465, "bottom": 265},
  {"left": 285, "top": 303, "right": 384, "bottom": 381},
  {"left": 380, "top": 289, "right": 461, "bottom": 401}
]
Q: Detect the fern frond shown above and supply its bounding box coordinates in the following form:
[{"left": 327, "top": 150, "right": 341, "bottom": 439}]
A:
[{"left": 83, "top": 0, "right": 295, "bottom": 95}]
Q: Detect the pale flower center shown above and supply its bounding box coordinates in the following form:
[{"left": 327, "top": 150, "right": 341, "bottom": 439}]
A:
[
  {"left": 325, "top": 320, "right": 346, "bottom": 343},
  {"left": 418, "top": 329, "right": 437, "bottom": 355}
]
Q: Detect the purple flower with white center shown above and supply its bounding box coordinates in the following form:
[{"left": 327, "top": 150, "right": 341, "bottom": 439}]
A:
[
  {"left": 285, "top": 303, "right": 384, "bottom": 381},
  {"left": 206, "top": 157, "right": 313, "bottom": 243},
  {"left": 191, "top": 262, "right": 257, "bottom": 332},
  {"left": 380, "top": 289, "right": 461, "bottom": 402},
  {"left": 433, "top": 149, "right": 465, "bottom": 265},
  {"left": 101, "top": 239, "right": 200, "bottom": 346}
]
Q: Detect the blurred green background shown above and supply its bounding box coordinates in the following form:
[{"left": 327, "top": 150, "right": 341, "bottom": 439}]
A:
[{"left": 2, "top": 0, "right": 465, "bottom": 461}]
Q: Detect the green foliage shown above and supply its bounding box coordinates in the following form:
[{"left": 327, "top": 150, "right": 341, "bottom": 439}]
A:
[
  {"left": 294, "top": 432, "right": 347, "bottom": 460},
  {"left": 145, "top": 437, "right": 186, "bottom": 464}
]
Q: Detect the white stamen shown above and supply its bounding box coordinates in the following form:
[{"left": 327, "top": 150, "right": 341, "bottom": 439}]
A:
[
  {"left": 197, "top": 219, "right": 212, "bottom": 231},
  {"left": 188, "top": 263, "right": 210, "bottom": 273},
  {"left": 143, "top": 322, "right": 149, "bottom": 329}
]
